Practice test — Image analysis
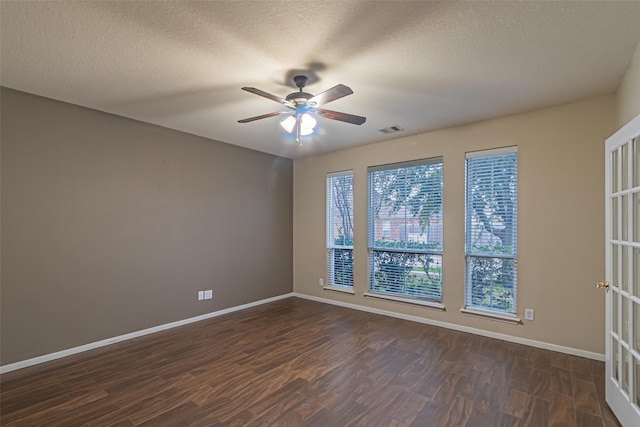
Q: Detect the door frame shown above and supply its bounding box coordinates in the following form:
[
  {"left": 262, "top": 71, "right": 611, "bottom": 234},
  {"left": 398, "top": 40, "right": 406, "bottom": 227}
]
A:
[{"left": 605, "top": 113, "right": 640, "bottom": 426}]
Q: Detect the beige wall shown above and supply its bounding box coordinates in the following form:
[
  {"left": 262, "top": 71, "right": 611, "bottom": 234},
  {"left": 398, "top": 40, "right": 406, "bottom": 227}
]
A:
[
  {"left": 294, "top": 95, "right": 615, "bottom": 355},
  {"left": 1, "top": 88, "right": 293, "bottom": 365},
  {"left": 617, "top": 41, "right": 640, "bottom": 128}
]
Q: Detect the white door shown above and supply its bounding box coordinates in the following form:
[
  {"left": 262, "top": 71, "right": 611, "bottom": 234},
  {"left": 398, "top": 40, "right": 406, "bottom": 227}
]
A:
[{"left": 605, "top": 113, "right": 640, "bottom": 426}]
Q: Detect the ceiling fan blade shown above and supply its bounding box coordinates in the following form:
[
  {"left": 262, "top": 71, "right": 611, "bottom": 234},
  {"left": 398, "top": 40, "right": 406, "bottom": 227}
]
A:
[
  {"left": 241, "top": 87, "right": 295, "bottom": 108},
  {"left": 308, "top": 84, "right": 353, "bottom": 106},
  {"left": 238, "top": 111, "right": 289, "bottom": 123},
  {"left": 316, "top": 108, "right": 366, "bottom": 125}
]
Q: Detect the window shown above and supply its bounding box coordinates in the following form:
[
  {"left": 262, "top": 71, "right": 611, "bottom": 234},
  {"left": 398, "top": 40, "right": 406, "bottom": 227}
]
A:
[
  {"left": 465, "top": 147, "right": 518, "bottom": 314},
  {"left": 368, "top": 158, "right": 443, "bottom": 302},
  {"left": 327, "top": 171, "right": 354, "bottom": 289}
]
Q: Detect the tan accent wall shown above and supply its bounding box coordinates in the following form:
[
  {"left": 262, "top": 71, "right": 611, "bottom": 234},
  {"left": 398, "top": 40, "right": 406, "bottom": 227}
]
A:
[
  {"left": 617, "top": 41, "right": 640, "bottom": 128},
  {"left": 0, "top": 88, "right": 293, "bottom": 365},
  {"left": 294, "top": 95, "right": 615, "bottom": 355}
]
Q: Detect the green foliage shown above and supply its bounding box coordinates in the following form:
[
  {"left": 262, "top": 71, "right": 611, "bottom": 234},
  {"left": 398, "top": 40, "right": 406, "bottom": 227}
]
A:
[
  {"left": 331, "top": 234, "right": 354, "bottom": 287},
  {"left": 373, "top": 240, "right": 441, "bottom": 251},
  {"left": 469, "top": 257, "right": 515, "bottom": 312},
  {"left": 332, "top": 248, "right": 353, "bottom": 287},
  {"left": 372, "top": 249, "right": 442, "bottom": 300},
  {"left": 334, "top": 234, "right": 353, "bottom": 247},
  {"left": 470, "top": 244, "right": 515, "bottom": 256},
  {"left": 371, "top": 164, "right": 443, "bottom": 232}
]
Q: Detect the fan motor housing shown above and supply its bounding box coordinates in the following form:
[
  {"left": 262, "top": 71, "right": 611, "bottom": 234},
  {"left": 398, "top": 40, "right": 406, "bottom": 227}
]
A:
[{"left": 286, "top": 91, "right": 313, "bottom": 105}]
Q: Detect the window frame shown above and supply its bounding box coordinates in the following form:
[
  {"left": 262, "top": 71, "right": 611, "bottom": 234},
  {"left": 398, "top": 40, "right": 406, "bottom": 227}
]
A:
[
  {"left": 366, "top": 157, "right": 445, "bottom": 308},
  {"left": 326, "top": 170, "right": 355, "bottom": 292},
  {"left": 463, "top": 146, "right": 519, "bottom": 319}
]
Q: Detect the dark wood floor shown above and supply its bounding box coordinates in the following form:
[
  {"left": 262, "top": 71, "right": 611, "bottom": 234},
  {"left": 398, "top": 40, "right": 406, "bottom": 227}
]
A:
[{"left": 0, "top": 297, "right": 621, "bottom": 426}]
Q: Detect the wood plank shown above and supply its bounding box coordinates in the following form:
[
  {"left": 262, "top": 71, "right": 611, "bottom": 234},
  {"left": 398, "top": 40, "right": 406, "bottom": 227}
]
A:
[
  {"left": 523, "top": 397, "right": 550, "bottom": 427},
  {"left": 550, "top": 366, "right": 573, "bottom": 396},
  {"left": 572, "top": 377, "right": 602, "bottom": 416},
  {"left": 550, "top": 391, "right": 577, "bottom": 427}
]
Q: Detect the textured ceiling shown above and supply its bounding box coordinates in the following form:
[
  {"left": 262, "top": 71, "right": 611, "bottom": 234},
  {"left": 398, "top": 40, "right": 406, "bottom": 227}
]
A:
[{"left": 2, "top": 1, "right": 640, "bottom": 159}]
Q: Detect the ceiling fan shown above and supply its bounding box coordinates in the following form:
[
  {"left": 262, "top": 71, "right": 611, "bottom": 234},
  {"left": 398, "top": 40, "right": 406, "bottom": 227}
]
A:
[{"left": 238, "top": 75, "right": 366, "bottom": 145}]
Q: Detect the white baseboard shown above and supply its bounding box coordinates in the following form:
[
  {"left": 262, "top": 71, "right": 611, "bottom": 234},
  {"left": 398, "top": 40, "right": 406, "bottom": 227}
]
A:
[
  {"left": 0, "top": 293, "right": 294, "bottom": 375},
  {"left": 293, "top": 292, "right": 605, "bottom": 362},
  {"left": 1, "top": 291, "right": 603, "bottom": 375}
]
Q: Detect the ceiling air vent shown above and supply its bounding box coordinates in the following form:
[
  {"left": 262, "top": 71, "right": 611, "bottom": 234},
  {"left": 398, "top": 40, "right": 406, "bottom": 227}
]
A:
[{"left": 378, "top": 125, "right": 405, "bottom": 134}]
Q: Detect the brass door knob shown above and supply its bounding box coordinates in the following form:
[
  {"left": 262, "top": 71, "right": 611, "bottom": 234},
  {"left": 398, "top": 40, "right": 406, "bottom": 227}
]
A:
[{"left": 596, "top": 281, "right": 610, "bottom": 289}]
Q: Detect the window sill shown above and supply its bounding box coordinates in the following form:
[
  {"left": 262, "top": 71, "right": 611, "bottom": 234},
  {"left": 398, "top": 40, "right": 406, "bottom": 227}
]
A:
[
  {"left": 460, "top": 308, "right": 522, "bottom": 325},
  {"left": 364, "top": 292, "right": 445, "bottom": 311},
  {"left": 324, "top": 285, "right": 355, "bottom": 295}
]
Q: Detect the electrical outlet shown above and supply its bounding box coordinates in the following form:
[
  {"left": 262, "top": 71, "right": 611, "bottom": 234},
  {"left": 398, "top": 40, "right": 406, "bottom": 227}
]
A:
[
  {"left": 204, "top": 290, "right": 213, "bottom": 300},
  {"left": 198, "top": 291, "right": 204, "bottom": 301},
  {"left": 319, "top": 278, "right": 324, "bottom": 287},
  {"left": 524, "top": 308, "right": 534, "bottom": 321}
]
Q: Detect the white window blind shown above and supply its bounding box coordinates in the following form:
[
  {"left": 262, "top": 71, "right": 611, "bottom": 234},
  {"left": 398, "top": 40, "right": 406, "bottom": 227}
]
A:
[
  {"left": 368, "top": 158, "right": 443, "bottom": 301},
  {"left": 465, "top": 147, "right": 518, "bottom": 314},
  {"left": 327, "top": 171, "right": 354, "bottom": 288}
]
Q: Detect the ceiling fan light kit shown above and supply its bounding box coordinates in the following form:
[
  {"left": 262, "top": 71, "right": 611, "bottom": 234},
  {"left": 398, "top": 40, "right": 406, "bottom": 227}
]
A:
[
  {"left": 239, "top": 74, "right": 366, "bottom": 146},
  {"left": 280, "top": 116, "right": 297, "bottom": 133},
  {"left": 279, "top": 113, "right": 317, "bottom": 135}
]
